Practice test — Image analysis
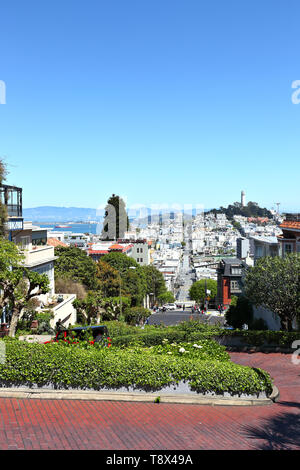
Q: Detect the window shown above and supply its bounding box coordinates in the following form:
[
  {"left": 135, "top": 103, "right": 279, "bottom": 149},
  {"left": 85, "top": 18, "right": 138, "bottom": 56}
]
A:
[
  {"left": 255, "top": 246, "right": 263, "bottom": 258},
  {"left": 285, "top": 244, "right": 292, "bottom": 254},
  {"left": 32, "top": 237, "right": 47, "bottom": 246},
  {"left": 231, "top": 280, "right": 240, "bottom": 291},
  {"left": 137, "top": 248, "right": 140, "bottom": 253},
  {"left": 140, "top": 258, "right": 143, "bottom": 263},
  {"left": 19, "top": 236, "right": 30, "bottom": 248},
  {"left": 140, "top": 247, "right": 143, "bottom": 253},
  {"left": 231, "top": 267, "right": 242, "bottom": 275}
]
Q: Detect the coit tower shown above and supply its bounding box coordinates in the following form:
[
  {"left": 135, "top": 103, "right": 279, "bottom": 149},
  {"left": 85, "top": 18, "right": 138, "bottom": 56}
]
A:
[{"left": 241, "top": 190, "right": 245, "bottom": 207}]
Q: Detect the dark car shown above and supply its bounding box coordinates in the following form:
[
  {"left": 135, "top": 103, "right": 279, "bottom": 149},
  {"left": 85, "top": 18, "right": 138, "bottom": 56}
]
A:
[{"left": 44, "top": 325, "right": 111, "bottom": 347}]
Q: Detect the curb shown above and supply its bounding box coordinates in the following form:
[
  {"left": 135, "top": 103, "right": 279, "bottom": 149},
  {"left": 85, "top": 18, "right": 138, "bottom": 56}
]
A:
[
  {"left": 269, "top": 385, "right": 280, "bottom": 403},
  {"left": 0, "top": 386, "right": 278, "bottom": 406}
]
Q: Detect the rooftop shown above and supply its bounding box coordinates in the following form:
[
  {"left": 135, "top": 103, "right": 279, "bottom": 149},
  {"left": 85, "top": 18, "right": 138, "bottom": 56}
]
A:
[{"left": 280, "top": 220, "right": 300, "bottom": 230}]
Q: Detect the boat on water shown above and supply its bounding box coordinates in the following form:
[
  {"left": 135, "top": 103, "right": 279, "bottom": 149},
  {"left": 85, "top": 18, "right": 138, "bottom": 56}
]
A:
[{"left": 55, "top": 225, "right": 72, "bottom": 228}]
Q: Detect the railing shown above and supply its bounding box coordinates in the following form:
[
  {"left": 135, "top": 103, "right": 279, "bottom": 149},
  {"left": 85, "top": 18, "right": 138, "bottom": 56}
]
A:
[
  {"left": 285, "top": 213, "right": 300, "bottom": 221},
  {"left": 22, "top": 245, "right": 56, "bottom": 266},
  {"left": 6, "top": 204, "right": 22, "bottom": 217}
]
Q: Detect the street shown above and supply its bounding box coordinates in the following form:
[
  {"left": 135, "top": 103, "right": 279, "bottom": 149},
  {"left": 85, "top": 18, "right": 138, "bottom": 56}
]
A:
[{"left": 148, "top": 310, "right": 226, "bottom": 327}]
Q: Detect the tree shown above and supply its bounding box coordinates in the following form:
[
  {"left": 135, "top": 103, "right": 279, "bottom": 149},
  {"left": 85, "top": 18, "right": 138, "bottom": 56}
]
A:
[
  {"left": 73, "top": 291, "right": 105, "bottom": 325},
  {"left": 73, "top": 292, "right": 130, "bottom": 324},
  {"left": 140, "top": 264, "right": 167, "bottom": 301},
  {"left": 55, "top": 277, "right": 87, "bottom": 300},
  {"left": 123, "top": 306, "right": 152, "bottom": 326},
  {"left": 225, "top": 295, "right": 253, "bottom": 329},
  {"left": 244, "top": 254, "right": 300, "bottom": 331},
  {"left": 54, "top": 246, "right": 97, "bottom": 290},
  {"left": 101, "top": 252, "right": 139, "bottom": 272},
  {"left": 189, "top": 279, "right": 217, "bottom": 304},
  {"left": 100, "top": 252, "right": 148, "bottom": 306},
  {"left": 101, "top": 194, "right": 129, "bottom": 240},
  {"left": 0, "top": 238, "right": 50, "bottom": 337},
  {"left": 96, "top": 260, "right": 120, "bottom": 297},
  {"left": 158, "top": 291, "right": 175, "bottom": 305},
  {"left": 121, "top": 268, "right": 147, "bottom": 306}
]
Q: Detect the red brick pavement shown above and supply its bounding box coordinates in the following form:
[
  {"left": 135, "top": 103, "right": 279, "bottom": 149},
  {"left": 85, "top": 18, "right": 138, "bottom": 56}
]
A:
[{"left": 0, "top": 352, "right": 299, "bottom": 450}]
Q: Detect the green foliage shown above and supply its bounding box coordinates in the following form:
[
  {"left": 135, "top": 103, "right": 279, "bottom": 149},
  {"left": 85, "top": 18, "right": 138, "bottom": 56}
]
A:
[
  {"left": 73, "top": 291, "right": 105, "bottom": 324},
  {"left": 250, "top": 318, "right": 268, "bottom": 331},
  {"left": 225, "top": 296, "right": 253, "bottom": 329},
  {"left": 189, "top": 279, "right": 217, "bottom": 303},
  {"left": 101, "top": 319, "right": 300, "bottom": 349},
  {"left": 0, "top": 338, "right": 273, "bottom": 396},
  {"left": 54, "top": 246, "right": 97, "bottom": 290},
  {"left": 101, "top": 251, "right": 139, "bottom": 272},
  {"left": 245, "top": 254, "right": 300, "bottom": 331},
  {"left": 150, "top": 339, "right": 230, "bottom": 362},
  {"left": 123, "top": 306, "right": 152, "bottom": 325},
  {"left": 208, "top": 201, "right": 272, "bottom": 220},
  {"left": 96, "top": 260, "right": 120, "bottom": 297},
  {"left": 139, "top": 264, "right": 167, "bottom": 299},
  {"left": 158, "top": 291, "right": 175, "bottom": 304},
  {"left": 0, "top": 240, "right": 50, "bottom": 336}
]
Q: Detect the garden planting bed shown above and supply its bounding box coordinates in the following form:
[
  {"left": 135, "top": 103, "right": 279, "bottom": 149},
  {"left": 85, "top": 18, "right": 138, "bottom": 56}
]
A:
[{"left": 0, "top": 337, "right": 275, "bottom": 405}]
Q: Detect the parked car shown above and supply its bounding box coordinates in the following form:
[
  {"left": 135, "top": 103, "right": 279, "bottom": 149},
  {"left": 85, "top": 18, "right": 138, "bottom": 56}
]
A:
[
  {"left": 163, "top": 303, "right": 177, "bottom": 311},
  {"left": 44, "top": 325, "right": 111, "bottom": 347}
]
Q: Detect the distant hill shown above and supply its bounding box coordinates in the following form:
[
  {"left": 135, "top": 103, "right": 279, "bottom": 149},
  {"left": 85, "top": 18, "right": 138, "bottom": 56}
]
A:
[
  {"left": 207, "top": 201, "right": 273, "bottom": 219},
  {"left": 23, "top": 206, "right": 105, "bottom": 222},
  {"left": 23, "top": 205, "right": 203, "bottom": 224}
]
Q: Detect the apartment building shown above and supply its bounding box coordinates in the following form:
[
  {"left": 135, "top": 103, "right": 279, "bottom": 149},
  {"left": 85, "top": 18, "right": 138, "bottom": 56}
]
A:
[
  {"left": 277, "top": 213, "right": 300, "bottom": 256},
  {"left": 0, "top": 183, "right": 77, "bottom": 328},
  {"left": 216, "top": 258, "right": 247, "bottom": 307},
  {"left": 88, "top": 238, "right": 150, "bottom": 265}
]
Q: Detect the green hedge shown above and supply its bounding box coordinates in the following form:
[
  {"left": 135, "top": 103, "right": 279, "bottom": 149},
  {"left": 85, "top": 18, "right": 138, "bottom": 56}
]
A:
[
  {"left": 101, "top": 320, "right": 300, "bottom": 349},
  {"left": 0, "top": 339, "right": 273, "bottom": 396},
  {"left": 217, "top": 329, "right": 300, "bottom": 348}
]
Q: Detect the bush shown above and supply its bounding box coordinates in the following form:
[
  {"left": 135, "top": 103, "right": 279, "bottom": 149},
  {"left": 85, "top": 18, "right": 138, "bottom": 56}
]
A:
[
  {"left": 250, "top": 318, "right": 268, "bottom": 331},
  {"left": 149, "top": 339, "right": 230, "bottom": 362},
  {"left": 123, "top": 306, "right": 152, "bottom": 326},
  {"left": 225, "top": 296, "right": 253, "bottom": 329},
  {"left": 0, "top": 339, "right": 273, "bottom": 396}
]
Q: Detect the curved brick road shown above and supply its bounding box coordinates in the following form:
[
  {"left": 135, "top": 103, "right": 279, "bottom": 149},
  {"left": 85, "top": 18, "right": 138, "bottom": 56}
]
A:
[{"left": 0, "top": 352, "right": 299, "bottom": 450}]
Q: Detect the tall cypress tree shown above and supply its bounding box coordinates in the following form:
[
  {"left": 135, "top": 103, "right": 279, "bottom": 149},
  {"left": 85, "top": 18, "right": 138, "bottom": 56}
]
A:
[{"left": 101, "top": 194, "right": 129, "bottom": 240}]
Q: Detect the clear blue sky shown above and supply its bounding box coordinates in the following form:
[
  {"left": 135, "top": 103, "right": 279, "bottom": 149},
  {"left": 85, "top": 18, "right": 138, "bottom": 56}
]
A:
[{"left": 1, "top": 0, "right": 300, "bottom": 213}]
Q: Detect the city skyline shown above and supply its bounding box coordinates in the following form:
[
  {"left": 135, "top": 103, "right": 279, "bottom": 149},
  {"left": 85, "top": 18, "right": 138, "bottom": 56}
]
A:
[{"left": 1, "top": 1, "right": 300, "bottom": 212}]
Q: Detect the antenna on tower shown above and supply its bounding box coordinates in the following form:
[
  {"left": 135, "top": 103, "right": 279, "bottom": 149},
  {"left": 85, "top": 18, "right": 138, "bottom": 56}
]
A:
[{"left": 275, "top": 203, "right": 281, "bottom": 215}]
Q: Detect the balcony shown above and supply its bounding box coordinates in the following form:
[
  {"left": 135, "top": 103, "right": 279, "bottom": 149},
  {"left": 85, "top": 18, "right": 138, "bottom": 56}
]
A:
[
  {"left": 285, "top": 213, "right": 300, "bottom": 222},
  {"left": 22, "top": 245, "right": 57, "bottom": 268},
  {"left": 0, "top": 184, "right": 22, "bottom": 217}
]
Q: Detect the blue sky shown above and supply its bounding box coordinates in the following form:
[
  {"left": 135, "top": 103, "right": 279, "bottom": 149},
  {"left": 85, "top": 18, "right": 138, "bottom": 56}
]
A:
[{"left": 0, "top": 0, "right": 300, "bottom": 212}]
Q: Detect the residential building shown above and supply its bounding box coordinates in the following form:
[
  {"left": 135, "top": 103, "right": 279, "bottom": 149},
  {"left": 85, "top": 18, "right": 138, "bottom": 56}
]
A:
[
  {"left": 236, "top": 237, "right": 250, "bottom": 260},
  {"left": 249, "top": 235, "right": 279, "bottom": 264},
  {"left": 277, "top": 213, "right": 300, "bottom": 256},
  {"left": 88, "top": 238, "right": 150, "bottom": 265},
  {"left": 0, "top": 183, "right": 77, "bottom": 327},
  {"left": 217, "top": 258, "right": 247, "bottom": 307}
]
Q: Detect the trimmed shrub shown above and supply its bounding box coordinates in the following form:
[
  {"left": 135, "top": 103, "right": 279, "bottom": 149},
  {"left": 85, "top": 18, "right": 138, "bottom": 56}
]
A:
[{"left": 0, "top": 339, "right": 273, "bottom": 396}]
